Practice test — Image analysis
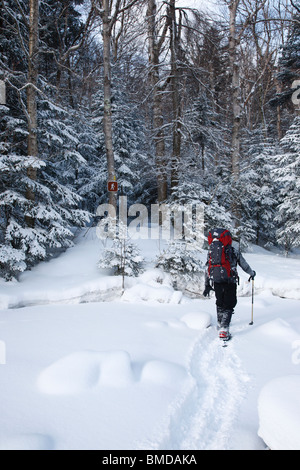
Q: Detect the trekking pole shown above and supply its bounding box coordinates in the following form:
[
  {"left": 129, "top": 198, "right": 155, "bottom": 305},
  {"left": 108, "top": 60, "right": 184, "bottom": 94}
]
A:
[{"left": 249, "top": 278, "right": 254, "bottom": 325}]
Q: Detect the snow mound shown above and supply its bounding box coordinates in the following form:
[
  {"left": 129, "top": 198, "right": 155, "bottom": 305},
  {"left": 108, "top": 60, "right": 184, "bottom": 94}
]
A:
[
  {"left": 138, "top": 268, "right": 173, "bottom": 287},
  {"left": 121, "top": 268, "right": 183, "bottom": 304},
  {"left": 141, "top": 360, "right": 188, "bottom": 388},
  {"left": 181, "top": 312, "right": 211, "bottom": 330},
  {"left": 37, "top": 350, "right": 134, "bottom": 395},
  {"left": 0, "top": 433, "right": 54, "bottom": 450},
  {"left": 122, "top": 283, "right": 181, "bottom": 303},
  {"left": 258, "top": 375, "right": 300, "bottom": 450},
  {"left": 254, "top": 318, "right": 300, "bottom": 344}
]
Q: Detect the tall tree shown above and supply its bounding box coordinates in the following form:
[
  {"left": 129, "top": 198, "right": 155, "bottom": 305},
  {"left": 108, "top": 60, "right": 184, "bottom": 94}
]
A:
[
  {"left": 95, "top": 0, "right": 140, "bottom": 209},
  {"left": 225, "top": 0, "right": 269, "bottom": 225},
  {"left": 273, "top": 2, "right": 300, "bottom": 112},
  {"left": 0, "top": 0, "right": 92, "bottom": 279},
  {"left": 146, "top": 0, "right": 168, "bottom": 202},
  {"left": 168, "top": 0, "right": 184, "bottom": 193},
  {"left": 273, "top": 116, "right": 300, "bottom": 254},
  {"left": 228, "top": 0, "right": 241, "bottom": 187},
  {"left": 25, "top": 0, "right": 39, "bottom": 227}
]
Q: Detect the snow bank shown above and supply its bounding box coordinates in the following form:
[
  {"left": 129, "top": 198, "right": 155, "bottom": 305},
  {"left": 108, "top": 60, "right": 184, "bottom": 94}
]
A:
[
  {"left": 37, "top": 350, "right": 134, "bottom": 394},
  {"left": 244, "top": 250, "right": 300, "bottom": 300},
  {"left": 37, "top": 349, "right": 193, "bottom": 396},
  {"left": 1, "top": 232, "right": 300, "bottom": 311},
  {"left": 122, "top": 283, "right": 180, "bottom": 304},
  {"left": 258, "top": 375, "right": 300, "bottom": 450},
  {"left": 121, "top": 268, "right": 183, "bottom": 304},
  {"left": 0, "top": 276, "right": 123, "bottom": 310},
  {"left": 180, "top": 312, "right": 211, "bottom": 330},
  {"left": 254, "top": 317, "right": 300, "bottom": 344}
]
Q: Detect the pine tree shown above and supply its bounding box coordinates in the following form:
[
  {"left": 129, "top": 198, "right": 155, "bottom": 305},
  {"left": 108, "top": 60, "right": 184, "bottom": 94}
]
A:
[
  {"left": 155, "top": 237, "right": 204, "bottom": 293},
  {"left": 0, "top": 1, "right": 92, "bottom": 279},
  {"left": 75, "top": 107, "right": 105, "bottom": 213},
  {"left": 278, "top": 9, "right": 300, "bottom": 96},
  {"left": 269, "top": 5, "right": 300, "bottom": 108},
  {"left": 273, "top": 116, "right": 300, "bottom": 254},
  {"left": 238, "top": 132, "right": 279, "bottom": 246},
  {"left": 98, "top": 220, "right": 144, "bottom": 291}
]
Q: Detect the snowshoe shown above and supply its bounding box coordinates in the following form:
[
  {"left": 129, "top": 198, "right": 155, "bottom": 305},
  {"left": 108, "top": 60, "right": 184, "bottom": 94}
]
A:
[{"left": 219, "top": 329, "right": 232, "bottom": 342}]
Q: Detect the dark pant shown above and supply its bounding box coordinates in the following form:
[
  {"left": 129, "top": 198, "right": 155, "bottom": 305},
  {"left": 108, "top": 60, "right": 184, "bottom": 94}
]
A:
[{"left": 214, "top": 282, "right": 237, "bottom": 329}]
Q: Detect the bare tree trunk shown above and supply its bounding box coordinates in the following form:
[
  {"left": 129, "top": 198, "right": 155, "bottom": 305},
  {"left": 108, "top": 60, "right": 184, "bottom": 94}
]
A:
[
  {"left": 228, "top": 0, "right": 241, "bottom": 184},
  {"left": 276, "top": 78, "right": 283, "bottom": 140},
  {"left": 146, "top": 0, "right": 168, "bottom": 203},
  {"left": 168, "top": 0, "right": 181, "bottom": 194},
  {"left": 26, "top": 0, "right": 39, "bottom": 228},
  {"left": 227, "top": 0, "right": 269, "bottom": 225},
  {"left": 97, "top": 0, "right": 117, "bottom": 209}
]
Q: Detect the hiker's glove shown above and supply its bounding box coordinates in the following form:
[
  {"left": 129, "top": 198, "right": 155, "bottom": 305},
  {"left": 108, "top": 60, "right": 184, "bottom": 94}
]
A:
[
  {"left": 248, "top": 270, "right": 256, "bottom": 281},
  {"left": 203, "top": 284, "right": 212, "bottom": 297}
]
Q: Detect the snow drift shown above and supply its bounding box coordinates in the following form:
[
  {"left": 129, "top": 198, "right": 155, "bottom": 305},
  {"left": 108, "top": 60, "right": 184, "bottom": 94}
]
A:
[{"left": 258, "top": 375, "right": 300, "bottom": 450}]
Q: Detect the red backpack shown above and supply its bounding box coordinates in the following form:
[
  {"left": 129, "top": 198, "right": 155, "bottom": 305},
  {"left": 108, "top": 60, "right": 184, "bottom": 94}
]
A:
[{"left": 208, "top": 228, "right": 233, "bottom": 283}]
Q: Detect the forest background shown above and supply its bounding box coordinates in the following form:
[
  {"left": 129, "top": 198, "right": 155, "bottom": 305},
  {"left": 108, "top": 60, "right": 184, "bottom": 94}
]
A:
[{"left": 0, "top": 0, "right": 299, "bottom": 280}]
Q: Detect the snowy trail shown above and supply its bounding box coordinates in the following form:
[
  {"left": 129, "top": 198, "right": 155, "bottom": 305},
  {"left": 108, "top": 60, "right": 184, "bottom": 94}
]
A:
[
  {"left": 158, "top": 327, "right": 250, "bottom": 450},
  {"left": 1, "top": 229, "right": 299, "bottom": 450}
]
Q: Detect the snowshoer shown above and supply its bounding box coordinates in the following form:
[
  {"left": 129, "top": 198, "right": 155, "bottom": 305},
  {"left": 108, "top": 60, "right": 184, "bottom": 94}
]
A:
[{"left": 203, "top": 228, "right": 256, "bottom": 341}]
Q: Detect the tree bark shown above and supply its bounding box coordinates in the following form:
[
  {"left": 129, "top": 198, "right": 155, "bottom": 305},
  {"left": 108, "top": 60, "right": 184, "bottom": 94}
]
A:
[
  {"left": 228, "top": 0, "right": 241, "bottom": 184},
  {"left": 146, "top": 0, "right": 168, "bottom": 203},
  {"left": 102, "top": 0, "right": 117, "bottom": 209},
  {"left": 98, "top": 0, "right": 117, "bottom": 210},
  {"left": 168, "top": 0, "right": 181, "bottom": 194},
  {"left": 26, "top": 0, "right": 39, "bottom": 228}
]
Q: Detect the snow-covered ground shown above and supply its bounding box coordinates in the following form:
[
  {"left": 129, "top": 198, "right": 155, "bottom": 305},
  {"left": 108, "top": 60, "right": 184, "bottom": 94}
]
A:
[{"left": 0, "top": 229, "right": 300, "bottom": 450}]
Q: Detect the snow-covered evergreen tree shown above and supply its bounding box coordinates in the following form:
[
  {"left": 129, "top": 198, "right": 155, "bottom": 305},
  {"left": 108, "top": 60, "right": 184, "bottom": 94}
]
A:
[
  {"left": 273, "top": 116, "right": 300, "bottom": 254},
  {"left": 0, "top": 92, "right": 91, "bottom": 280},
  {"left": 74, "top": 107, "right": 104, "bottom": 213},
  {"left": 169, "top": 86, "right": 234, "bottom": 238},
  {"left": 238, "top": 133, "right": 279, "bottom": 247},
  {"left": 155, "top": 237, "right": 204, "bottom": 294},
  {"left": 0, "top": 1, "right": 92, "bottom": 279},
  {"left": 275, "top": 7, "right": 300, "bottom": 105},
  {"left": 98, "top": 221, "right": 144, "bottom": 291},
  {"left": 99, "top": 238, "right": 144, "bottom": 277},
  {"left": 168, "top": 167, "right": 233, "bottom": 238}
]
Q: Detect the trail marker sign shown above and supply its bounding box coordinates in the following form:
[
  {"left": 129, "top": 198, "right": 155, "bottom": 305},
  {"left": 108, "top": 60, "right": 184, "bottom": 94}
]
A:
[{"left": 108, "top": 181, "right": 118, "bottom": 192}]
